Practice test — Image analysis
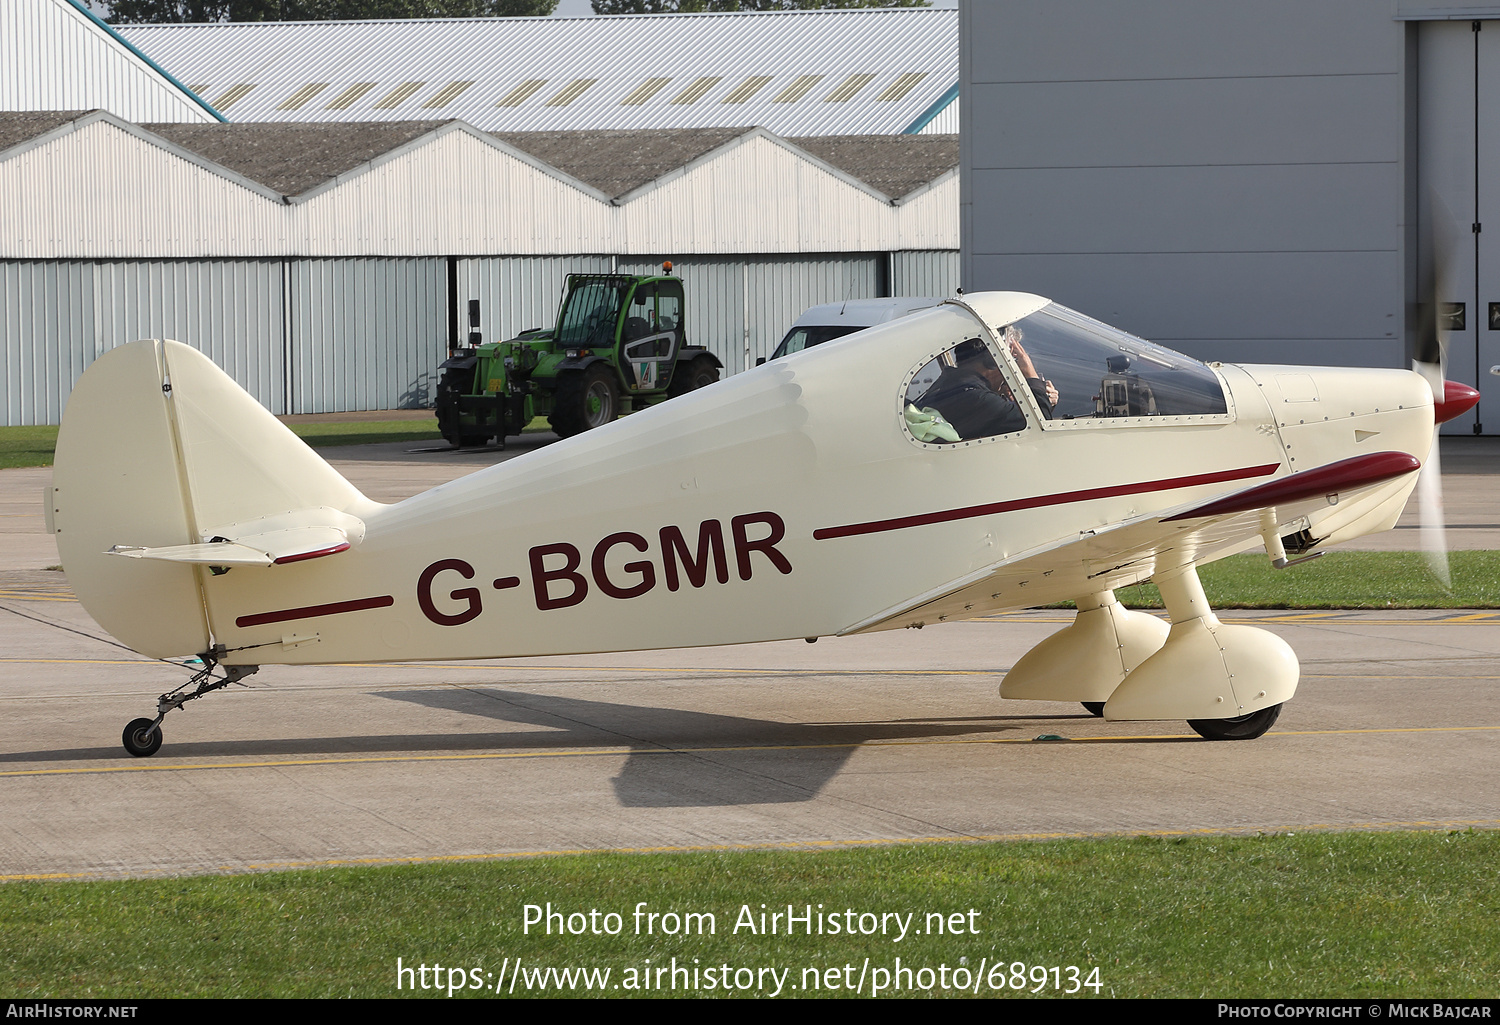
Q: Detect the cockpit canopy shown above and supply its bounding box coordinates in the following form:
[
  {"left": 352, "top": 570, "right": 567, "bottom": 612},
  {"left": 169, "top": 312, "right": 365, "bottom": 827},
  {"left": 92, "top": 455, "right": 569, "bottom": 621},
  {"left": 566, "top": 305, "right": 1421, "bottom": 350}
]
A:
[{"left": 902, "top": 301, "right": 1228, "bottom": 445}]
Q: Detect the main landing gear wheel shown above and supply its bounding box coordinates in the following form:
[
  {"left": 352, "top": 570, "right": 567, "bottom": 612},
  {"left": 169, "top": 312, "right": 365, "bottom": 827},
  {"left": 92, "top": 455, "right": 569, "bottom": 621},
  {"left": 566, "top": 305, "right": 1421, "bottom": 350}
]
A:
[
  {"left": 1187, "top": 703, "right": 1283, "bottom": 741},
  {"left": 122, "top": 718, "right": 162, "bottom": 757},
  {"left": 1081, "top": 702, "right": 1105, "bottom": 717}
]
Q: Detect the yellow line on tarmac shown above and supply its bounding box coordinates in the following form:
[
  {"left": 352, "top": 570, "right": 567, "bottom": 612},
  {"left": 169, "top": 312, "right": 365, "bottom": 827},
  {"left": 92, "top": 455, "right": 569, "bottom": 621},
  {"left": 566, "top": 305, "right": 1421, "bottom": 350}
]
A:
[
  {"left": 1237, "top": 611, "right": 1347, "bottom": 622},
  {"left": 225, "top": 817, "right": 1500, "bottom": 872},
  {"left": 10, "top": 657, "right": 1500, "bottom": 684},
  {"left": 0, "top": 658, "right": 159, "bottom": 666},
  {"left": 4, "top": 817, "right": 1498, "bottom": 881},
  {"left": 0, "top": 657, "right": 999, "bottom": 677},
  {"left": 3, "top": 724, "right": 1498, "bottom": 779}
]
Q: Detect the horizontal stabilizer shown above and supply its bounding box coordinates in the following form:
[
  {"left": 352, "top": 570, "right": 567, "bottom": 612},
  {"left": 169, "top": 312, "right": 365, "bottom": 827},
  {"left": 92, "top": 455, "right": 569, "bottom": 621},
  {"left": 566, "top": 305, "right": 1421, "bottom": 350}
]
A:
[{"left": 108, "top": 523, "right": 354, "bottom": 567}]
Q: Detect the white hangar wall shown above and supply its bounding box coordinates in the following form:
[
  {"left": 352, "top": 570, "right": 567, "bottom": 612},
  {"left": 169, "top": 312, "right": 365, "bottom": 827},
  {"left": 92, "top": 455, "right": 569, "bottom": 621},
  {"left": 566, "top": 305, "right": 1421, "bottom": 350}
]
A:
[
  {"left": 2, "top": 0, "right": 219, "bottom": 125},
  {"left": 288, "top": 127, "right": 617, "bottom": 258},
  {"left": 962, "top": 0, "right": 1408, "bottom": 372},
  {"left": 0, "top": 118, "right": 959, "bottom": 259},
  {"left": 0, "top": 116, "right": 959, "bottom": 424},
  {"left": 1, "top": 257, "right": 446, "bottom": 423},
  {"left": 3, "top": 250, "right": 958, "bottom": 424}
]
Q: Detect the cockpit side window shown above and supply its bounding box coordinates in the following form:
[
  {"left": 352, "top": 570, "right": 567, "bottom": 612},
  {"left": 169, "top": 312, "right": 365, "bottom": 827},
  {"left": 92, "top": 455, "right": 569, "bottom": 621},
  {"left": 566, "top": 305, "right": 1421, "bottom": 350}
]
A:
[{"left": 904, "top": 337, "right": 1032, "bottom": 444}]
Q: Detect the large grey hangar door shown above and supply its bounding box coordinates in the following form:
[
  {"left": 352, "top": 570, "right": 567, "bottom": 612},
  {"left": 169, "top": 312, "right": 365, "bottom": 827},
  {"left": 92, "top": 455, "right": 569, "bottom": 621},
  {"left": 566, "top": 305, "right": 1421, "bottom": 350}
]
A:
[{"left": 1420, "top": 19, "right": 1500, "bottom": 434}]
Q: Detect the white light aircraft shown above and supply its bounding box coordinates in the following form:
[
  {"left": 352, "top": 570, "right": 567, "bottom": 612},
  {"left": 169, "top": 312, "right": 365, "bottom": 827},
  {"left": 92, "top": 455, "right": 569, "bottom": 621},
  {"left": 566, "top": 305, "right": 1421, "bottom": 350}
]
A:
[{"left": 47, "top": 292, "right": 1477, "bottom": 756}]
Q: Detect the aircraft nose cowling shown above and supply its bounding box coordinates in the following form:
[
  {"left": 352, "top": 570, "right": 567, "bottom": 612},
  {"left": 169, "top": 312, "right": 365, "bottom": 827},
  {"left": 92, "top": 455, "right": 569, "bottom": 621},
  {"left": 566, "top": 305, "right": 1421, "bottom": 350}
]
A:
[{"left": 1435, "top": 380, "right": 1481, "bottom": 424}]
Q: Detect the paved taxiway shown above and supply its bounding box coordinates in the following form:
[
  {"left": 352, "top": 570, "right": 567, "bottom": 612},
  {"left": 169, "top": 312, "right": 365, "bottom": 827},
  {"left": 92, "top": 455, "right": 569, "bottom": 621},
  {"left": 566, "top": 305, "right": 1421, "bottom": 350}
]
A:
[{"left": 0, "top": 433, "right": 1497, "bottom": 879}]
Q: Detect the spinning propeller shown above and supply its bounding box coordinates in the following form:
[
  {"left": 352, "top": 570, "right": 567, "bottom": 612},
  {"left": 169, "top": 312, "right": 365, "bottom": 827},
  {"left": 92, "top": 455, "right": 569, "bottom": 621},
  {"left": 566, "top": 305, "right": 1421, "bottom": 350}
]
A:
[{"left": 1413, "top": 200, "right": 1481, "bottom": 588}]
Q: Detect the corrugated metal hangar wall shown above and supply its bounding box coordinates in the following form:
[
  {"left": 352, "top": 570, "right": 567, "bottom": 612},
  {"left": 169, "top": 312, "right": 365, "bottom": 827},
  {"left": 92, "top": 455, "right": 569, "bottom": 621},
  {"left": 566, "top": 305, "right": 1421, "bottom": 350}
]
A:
[
  {"left": 2, "top": 251, "right": 958, "bottom": 425},
  {"left": 2, "top": 258, "right": 440, "bottom": 423},
  {"left": 961, "top": 0, "right": 1500, "bottom": 434}
]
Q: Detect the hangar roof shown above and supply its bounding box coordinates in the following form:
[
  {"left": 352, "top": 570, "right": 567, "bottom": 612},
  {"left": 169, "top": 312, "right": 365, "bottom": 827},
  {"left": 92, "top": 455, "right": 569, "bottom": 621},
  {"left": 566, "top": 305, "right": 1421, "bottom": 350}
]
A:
[
  {"left": 491, "top": 127, "right": 751, "bottom": 200},
  {"left": 144, "top": 119, "right": 450, "bottom": 196},
  {"left": 93, "top": 116, "right": 957, "bottom": 201},
  {"left": 117, "top": 8, "right": 956, "bottom": 136},
  {"left": 789, "top": 134, "right": 960, "bottom": 200},
  {"left": 0, "top": 109, "right": 960, "bottom": 260},
  {"left": 0, "top": 110, "right": 92, "bottom": 155}
]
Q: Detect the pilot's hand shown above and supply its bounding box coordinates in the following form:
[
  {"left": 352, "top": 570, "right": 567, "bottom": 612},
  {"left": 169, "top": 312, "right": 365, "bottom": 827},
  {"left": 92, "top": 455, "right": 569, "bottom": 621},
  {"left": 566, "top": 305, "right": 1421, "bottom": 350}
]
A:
[
  {"left": 1045, "top": 380, "right": 1059, "bottom": 407},
  {"left": 1008, "top": 335, "right": 1039, "bottom": 379}
]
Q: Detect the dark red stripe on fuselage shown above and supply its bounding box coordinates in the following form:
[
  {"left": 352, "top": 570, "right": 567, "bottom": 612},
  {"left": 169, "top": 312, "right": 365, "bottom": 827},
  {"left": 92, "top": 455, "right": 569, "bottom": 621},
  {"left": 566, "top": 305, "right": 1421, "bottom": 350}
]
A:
[
  {"left": 812, "top": 463, "right": 1282, "bottom": 541},
  {"left": 236, "top": 594, "right": 394, "bottom": 628}
]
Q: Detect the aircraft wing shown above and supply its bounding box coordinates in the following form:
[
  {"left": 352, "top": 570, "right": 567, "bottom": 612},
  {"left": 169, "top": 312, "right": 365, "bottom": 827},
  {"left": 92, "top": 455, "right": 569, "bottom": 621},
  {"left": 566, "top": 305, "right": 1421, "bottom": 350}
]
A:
[{"left": 838, "top": 451, "right": 1421, "bottom": 635}]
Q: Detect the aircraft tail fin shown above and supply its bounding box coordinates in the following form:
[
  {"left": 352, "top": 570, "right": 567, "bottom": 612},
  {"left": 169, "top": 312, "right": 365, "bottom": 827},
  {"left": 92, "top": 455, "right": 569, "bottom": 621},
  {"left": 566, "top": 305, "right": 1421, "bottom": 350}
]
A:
[{"left": 50, "top": 339, "right": 370, "bottom": 658}]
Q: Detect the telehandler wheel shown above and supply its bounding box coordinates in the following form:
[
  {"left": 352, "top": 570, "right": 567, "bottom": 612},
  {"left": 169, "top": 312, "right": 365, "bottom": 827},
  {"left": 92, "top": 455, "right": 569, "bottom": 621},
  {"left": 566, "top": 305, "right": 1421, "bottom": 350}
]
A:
[
  {"left": 1186, "top": 703, "right": 1282, "bottom": 741},
  {"left": 552, "top": 366, "right": 618, "bottom": 438},
  {"left": 668, "top": 355, "right": 721, "bottom": 398},
  {"left": 122, "top": 718, "right": 162, "bottom": 757}
]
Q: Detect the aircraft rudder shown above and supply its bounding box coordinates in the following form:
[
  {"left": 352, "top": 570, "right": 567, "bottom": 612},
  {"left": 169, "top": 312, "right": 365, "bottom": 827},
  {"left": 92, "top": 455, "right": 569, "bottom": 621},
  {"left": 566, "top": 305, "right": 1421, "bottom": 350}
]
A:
[{"left": 51, "top": 339, "right": 210, "bottom": 657}]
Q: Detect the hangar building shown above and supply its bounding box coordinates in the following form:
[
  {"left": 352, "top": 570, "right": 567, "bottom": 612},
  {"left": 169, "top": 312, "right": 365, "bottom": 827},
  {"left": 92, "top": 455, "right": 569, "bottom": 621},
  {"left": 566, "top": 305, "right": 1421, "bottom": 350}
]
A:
[
  {"left": 0, "top": 110, "right": 957, "bottom": 424},
  {"left": 962, "top": 0, "right": 1500, "bottom": 434},
  {"left": 2, "top": 2, "right": 959, "bottom": 426}
]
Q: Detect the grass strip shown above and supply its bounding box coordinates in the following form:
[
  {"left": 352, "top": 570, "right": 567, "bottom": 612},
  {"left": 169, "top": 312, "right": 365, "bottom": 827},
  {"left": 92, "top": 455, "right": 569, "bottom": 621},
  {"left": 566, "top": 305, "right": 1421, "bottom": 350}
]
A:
[
  {"left": 0, "top": 426, "right": 59, "bottom": 469},
  {"left": 0, "top": 830, "right": 1494, "bottom": 998},
  {"left": 1087, "top": 550, "right": 1500, "bottom": 610}
]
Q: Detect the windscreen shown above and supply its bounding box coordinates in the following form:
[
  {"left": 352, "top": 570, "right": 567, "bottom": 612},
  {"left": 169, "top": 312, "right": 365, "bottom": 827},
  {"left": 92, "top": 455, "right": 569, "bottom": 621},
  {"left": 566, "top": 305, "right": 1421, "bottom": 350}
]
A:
[
  {"left": 555, "top": 279, "right": 628, "bottom": 348},
  {"left": 1004, "top": 304, "right": 1227, "bottom": 420}
]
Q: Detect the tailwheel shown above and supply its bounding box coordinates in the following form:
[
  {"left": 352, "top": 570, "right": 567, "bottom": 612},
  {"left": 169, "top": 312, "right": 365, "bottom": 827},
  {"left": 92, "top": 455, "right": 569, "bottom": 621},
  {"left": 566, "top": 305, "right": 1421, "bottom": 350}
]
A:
[
  {"left": 1187, "top": 703, "right": 1282, "bottom": 741},
  {"left": 122, "top": 718, "right": 162, "bottom": 757},
  {"left": 122, "top": 653, "right": 259, "bottom": 758}
]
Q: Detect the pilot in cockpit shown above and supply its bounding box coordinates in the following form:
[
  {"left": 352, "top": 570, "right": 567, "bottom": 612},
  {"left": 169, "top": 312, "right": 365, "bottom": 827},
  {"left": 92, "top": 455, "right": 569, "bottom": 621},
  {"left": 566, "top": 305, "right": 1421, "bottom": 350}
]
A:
[{"left": 919, "top": 335, "right": 1057, "bottom": 440}]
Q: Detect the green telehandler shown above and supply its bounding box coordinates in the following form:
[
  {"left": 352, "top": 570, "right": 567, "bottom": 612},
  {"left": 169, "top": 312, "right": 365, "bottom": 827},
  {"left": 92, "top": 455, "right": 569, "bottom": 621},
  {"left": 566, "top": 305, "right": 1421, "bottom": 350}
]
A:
[{"left": 435, "top": 266, "right": 723, "bottom": 447}]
